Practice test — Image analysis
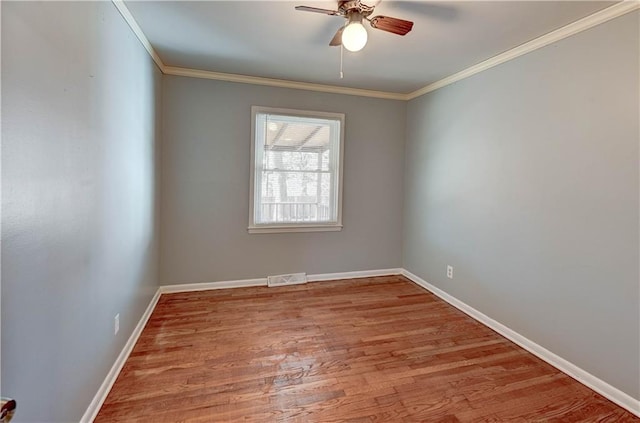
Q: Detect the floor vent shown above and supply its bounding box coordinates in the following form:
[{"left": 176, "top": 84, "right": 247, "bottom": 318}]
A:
[{"left": 267, "top": 273, "right": 308, "bottom": 287}]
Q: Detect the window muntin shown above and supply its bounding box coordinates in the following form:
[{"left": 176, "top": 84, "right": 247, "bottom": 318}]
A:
[{"left": 249, "top": 107, "right": 344, "bottom": 233}]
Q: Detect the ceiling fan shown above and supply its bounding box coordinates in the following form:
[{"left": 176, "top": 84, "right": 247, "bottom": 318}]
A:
[{"left": 295, "top": 0, "right": 414, "bottom": 52}]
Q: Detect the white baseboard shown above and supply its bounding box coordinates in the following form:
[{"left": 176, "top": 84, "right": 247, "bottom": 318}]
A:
[
  {"left": 160, "top": 268, "right": 402, "bottom": 293},
  {"left": 160, "top": 278, "right": 267, "bottom": 293},
  {"left": 83, "top": 268, "right": 639, "bottom": 421},
  {"left": 307, "top": 268, "right": 402, "bottom": 282},
  {"left": 400, "top": 268, "right": 640, "bottom": 417},
  {"left": 80, "top": 289, "right": 161, "bottom": 423}
]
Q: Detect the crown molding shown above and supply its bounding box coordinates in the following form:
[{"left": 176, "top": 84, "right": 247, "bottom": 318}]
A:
[
  {"left": 111, "top": 0, "right": 165, "bottom": 73},
  {"left": 406, "top": 0, "right": 640, "bottom": 100},
  {"left": 163, "top": 66, "right": 407, "bottom": 100},
  {"left": 111, "top": 0, "right": 404, "bottom": 100},
  {"left": 113, "top": 0, "right": 638, "bottom": 101}
]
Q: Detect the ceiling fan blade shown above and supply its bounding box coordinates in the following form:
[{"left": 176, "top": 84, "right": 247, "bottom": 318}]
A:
[
  {"left": 369, "top": 15, "right": 414, "bottom": 35},
  {"left": 295, "top": 5, "right": 339, "bottom": 15},
  {"left": 329, "top": 27, "right": 344, "bottom": 46}
]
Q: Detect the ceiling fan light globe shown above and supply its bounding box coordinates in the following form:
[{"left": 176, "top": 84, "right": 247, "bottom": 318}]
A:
[{"left": 342, "top": 22, "right": 368, "bottom": 52}]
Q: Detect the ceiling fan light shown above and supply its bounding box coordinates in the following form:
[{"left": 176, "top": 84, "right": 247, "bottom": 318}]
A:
[{"left": 342, "top": 21, "right": 368, "bottom": 52}]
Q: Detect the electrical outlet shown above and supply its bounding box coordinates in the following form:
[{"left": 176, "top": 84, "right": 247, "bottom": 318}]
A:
[
  {"left": 447, "top": 265, "right": 453, "bottom": 279},
  {"left": 114, "top": 314, "right": 120, "bottom": 335}
]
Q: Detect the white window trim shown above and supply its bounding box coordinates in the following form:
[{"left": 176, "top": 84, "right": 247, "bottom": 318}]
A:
[{"left": 248, "top": 106, "right": 345, "bottom": 234}]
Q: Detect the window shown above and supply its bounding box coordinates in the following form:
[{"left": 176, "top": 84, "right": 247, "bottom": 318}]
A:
[{"left": 249, "top": 106, "right": 344, "bottom": 233}]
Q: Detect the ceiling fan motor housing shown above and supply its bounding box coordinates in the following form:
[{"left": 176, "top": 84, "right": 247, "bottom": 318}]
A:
[{"left": 339, "top": 0, "right": 374, "bottom": 18}]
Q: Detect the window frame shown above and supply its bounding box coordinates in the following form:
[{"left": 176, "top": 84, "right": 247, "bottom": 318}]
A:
[{"left": 248, "top": 106, "right": 345, "bottom": 234}]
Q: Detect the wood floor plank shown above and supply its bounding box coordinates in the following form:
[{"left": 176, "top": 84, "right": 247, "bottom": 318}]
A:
[{"left": 95, "top": 276, "right": 639, "bottom": 422}]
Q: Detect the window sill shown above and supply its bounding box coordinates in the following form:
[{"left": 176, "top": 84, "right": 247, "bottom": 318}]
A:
[{"left": 248, "top": 224, "right": 343, "bottom": 234}]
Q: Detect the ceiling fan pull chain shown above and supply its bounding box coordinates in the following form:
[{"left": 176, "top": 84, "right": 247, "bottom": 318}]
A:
[{"left": 340, "top": 42, "right": 344, "bottom": 79}]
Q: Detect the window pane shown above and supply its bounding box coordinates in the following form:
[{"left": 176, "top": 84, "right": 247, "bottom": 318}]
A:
[
  {"left": 259, "top": 171, "right": 333, "bottom": 223},
  {"left": 264, "top": 150, "right": 320, "bottom": 172}
]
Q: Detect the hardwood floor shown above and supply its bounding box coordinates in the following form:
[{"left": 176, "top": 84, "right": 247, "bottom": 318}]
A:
[{"left": 95, "top": 276, "right": 638, "bottom": 422}]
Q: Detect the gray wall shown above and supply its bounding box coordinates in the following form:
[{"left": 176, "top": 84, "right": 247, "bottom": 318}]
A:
[
  {"left": 3, "top": 2, "right": 637, "bottom": 421},
  {"left": 403, "top": 11, "right": 639, "bottom": 400},
  {"left": 1, "top": 2, "right": 161, "bottom": 421},
  {"left": 161, "top": 76, "right": 405, "bottom": 284}
]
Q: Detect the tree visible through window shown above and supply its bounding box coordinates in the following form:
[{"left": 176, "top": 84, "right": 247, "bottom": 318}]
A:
[{"left": 249, "top": 107, "right": 344, "bottom": 233}]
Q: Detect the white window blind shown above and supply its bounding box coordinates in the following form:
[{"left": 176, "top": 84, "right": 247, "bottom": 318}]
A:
[{"left": 249, "top": 107, "right": 344, "bottom": 233}]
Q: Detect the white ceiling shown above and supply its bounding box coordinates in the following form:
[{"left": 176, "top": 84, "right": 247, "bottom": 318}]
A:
[{"left": 125, "top": 1, "right": 616, "bottom": 93}]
